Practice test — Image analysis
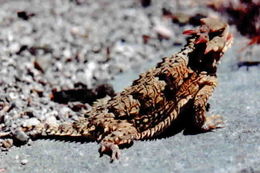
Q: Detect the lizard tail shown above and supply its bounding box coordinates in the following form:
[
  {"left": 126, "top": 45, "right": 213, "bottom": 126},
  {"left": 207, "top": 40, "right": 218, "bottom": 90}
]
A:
[{"left": 22, "top": 118, "right": 94, "bottom": 138}]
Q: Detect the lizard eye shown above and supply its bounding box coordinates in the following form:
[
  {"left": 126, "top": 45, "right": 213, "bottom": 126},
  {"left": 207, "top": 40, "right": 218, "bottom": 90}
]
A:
[{"left": 208, "top": 28, "right": 224, "bottom": 40}]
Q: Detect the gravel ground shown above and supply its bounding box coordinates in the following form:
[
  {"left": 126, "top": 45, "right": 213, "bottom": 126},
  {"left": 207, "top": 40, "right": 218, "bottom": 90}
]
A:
[{"left": 0, "top": 0, "right": 260, "bottom": 173}]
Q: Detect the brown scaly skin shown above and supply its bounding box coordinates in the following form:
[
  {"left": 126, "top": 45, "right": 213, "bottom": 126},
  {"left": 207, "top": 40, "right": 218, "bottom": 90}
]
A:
[{"left": 2, "top": 17, "right": 233, "bottom": 161}]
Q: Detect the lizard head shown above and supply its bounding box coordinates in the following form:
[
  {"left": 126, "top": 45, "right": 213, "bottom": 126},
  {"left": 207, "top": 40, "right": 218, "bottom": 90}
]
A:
[
  {"left": 183, "top": 17, "right": 233, "bottom": 73},
  {"left": 183, "top": 17, "right": 233, "bottom": 54}
]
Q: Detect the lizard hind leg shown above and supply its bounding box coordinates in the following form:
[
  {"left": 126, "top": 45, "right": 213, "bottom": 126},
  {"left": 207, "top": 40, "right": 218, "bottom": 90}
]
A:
[
  {"left": 98, "top": 120, "right": 137, "bottom": 161},
  {"left": 99, "top": 140, "right": 121, "bottom": 161}
]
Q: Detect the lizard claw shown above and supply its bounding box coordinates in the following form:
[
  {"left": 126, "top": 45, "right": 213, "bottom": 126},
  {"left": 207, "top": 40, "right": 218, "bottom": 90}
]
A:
[
  {"left": 201, "top": 115, "right": 225, "bottom": 131},
  {"left": 99, "top": 142, "right": 120, "bottom": 162}
]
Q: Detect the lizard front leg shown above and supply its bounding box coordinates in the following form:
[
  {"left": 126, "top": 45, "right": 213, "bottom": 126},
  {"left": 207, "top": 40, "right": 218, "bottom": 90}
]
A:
[
  {"left": 192, "top": 76, "right": 224, "bottom": 131},
  {"left": 98, "top": 120, "right": 137, "bottom": 161}
]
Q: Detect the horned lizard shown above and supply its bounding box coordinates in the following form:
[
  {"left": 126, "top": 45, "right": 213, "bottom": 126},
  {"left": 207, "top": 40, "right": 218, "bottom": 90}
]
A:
[{"left": 1, "top": 17, "right": 232, "bottom": 161}]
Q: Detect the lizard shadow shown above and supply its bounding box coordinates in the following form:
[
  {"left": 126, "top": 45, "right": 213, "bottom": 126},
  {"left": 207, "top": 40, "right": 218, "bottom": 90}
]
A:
[{"left": 12, "top": 135, "right": 95, "bottom": 148}]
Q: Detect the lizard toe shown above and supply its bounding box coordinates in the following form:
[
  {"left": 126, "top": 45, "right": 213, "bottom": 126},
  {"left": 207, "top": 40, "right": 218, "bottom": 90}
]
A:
[
  {"left": 201, "top": 115, "right": 225, "bottom": 131},
  {"left": 99, "top": 141, "right": 120, "bottom": 162}
]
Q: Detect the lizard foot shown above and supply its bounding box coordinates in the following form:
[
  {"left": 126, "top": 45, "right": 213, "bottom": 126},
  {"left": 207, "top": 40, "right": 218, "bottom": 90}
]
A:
[
  {"left": 99, "top": 142, "right": 120, "bottom": 162},
  {"left": 201, "top": 115, "right": 224, "bottom": 131}
]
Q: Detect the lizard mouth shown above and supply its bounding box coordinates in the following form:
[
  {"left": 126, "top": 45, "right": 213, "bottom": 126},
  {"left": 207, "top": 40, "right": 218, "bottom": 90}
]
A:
[{"left": 195, "top": 35, "right": 208, "bottom": 44}]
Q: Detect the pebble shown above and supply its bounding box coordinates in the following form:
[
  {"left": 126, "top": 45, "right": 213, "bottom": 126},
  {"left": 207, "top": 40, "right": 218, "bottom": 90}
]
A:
[
  {"left": 154, "top": 25, "right": 174, "bottom": 39},
  {"left": 45, "top": 116, "right": 58, "bottom": 125},
  {"left": 0, "top": 139, "right": 13, "bottom": 149},
  {"left": 22, "top": 118, "right": 41, "bottom": 127},
  {"left": 21, "top": 159, "right": 28, "bottom": 165},
  {"left": 13, "top": 129, "right": 29, "bottom": 143},
  {"left": 9, "top": 43, "right": 20, "bottom": 53}
]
